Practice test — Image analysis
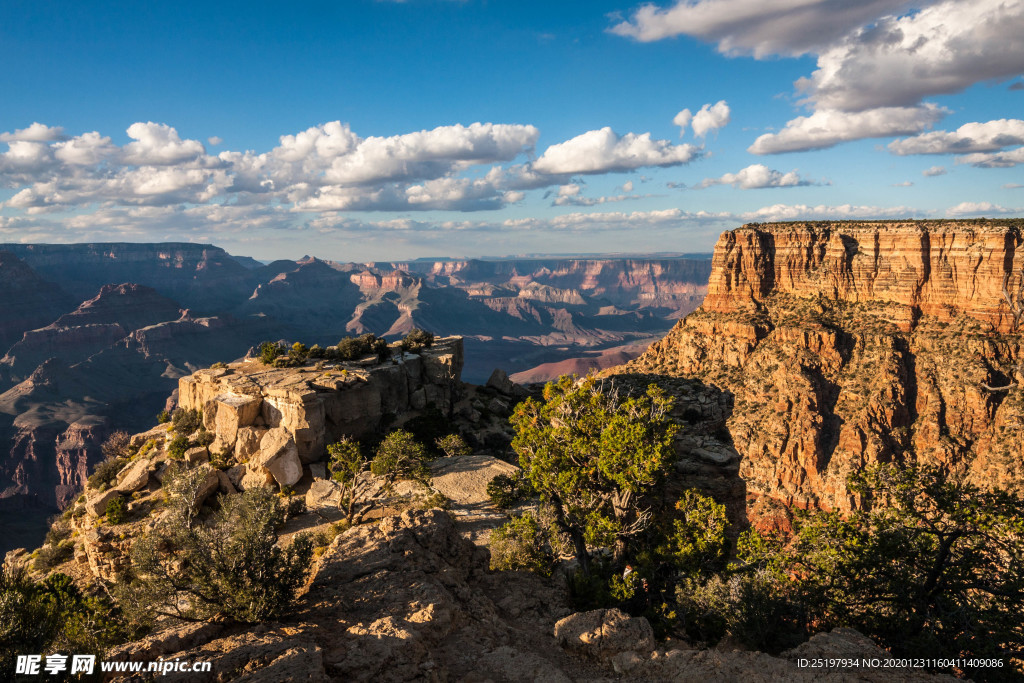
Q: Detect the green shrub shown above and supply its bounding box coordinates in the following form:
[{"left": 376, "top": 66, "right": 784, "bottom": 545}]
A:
[
  {"left": 417, "top": 491, "right": 451, "bottom": 510},
  {"left": 436, "top": 433, "right": 471, "bottom": 458},
  {"left": 327, "top": 437, "right": 375, "bottom": 524},
  {"left": 676, "top": 568, "right": 805, "bottom": 651},
  {"left": 0, "top": 568, "right": 126, "bottom": 680},
  {"left": 171, "top": 408, "right": 203, "bottom": 435},
  {"left": 258, "top": 341, "right": 282, "bottom": 364},
  {"left": 33, "top": 540, "right": 74, "bottom": 571},
  {"left": 87, "top": 456, "right": 126, "bottom": 491},
  {"left": 194, "top": 428, "right": 215, "bottom": 447},
  {"left": 117, "top": 486, "right": 313, "bottom": 625},
  {"left": 289, "top": 342, "right": 308, "bottom": 363},
  {"left": 156, "top": 409, "right": 171, "bottom": 424},
  {"left": 308, "top": 344, "right": 325, "bottom": 359},
  {"left": 105, "top": 495, "right": 127, "bottom": 524},
  {"left": 44, "top": 516, "right": 72, "bottom": 547},
  {"left": 167, "top": 435, "right": 189, "bottom": 459},
  {"left": 371, "top": 430, "right": 430, "bottom": 487},
  {"left": 486, "top": 471, "right": 534, "bottom": 509},
  {"left": 489, "top": 513, "right": 555, "bottom": 576},
  {"left": 335, "top": 333, "right": 390, "bottom": 362},
  {"left": 400, "top": 328, "right": 434, "bottom": 353}
]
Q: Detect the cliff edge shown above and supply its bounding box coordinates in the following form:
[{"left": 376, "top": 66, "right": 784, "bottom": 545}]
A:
[{"left": 620, "top": 220, "right": 1024, "bottom": 522}]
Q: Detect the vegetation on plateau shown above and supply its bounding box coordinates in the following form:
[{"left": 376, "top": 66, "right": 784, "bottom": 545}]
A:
[
  {"left": 0, "top": 567, "right": 126, "bottom": 680},
  {"left": 490, "top": 374, "right": 1024, "bottom": 681},
  {"left": 257, "top": 328, "right": 436, "bottom": 368},
  {"left": 115, "top": 464, "right": 313, "bottom": 626}
]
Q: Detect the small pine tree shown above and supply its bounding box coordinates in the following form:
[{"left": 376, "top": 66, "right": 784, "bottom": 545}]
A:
[
  {"left": 436, "top": 433, "right": 471, "bottom": 458},
  {"left": 371, "top": 430, "right": 430, "bottom": 489},
  {"left": 327, "top": 437, "right": 376, "bottom": 524}
]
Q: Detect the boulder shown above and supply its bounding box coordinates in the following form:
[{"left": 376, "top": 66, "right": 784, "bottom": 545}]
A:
[
  {"left": 184, "top": 446, "right": 209, "bottom": 465},
  {"left": 429, "top": 455, "right": 518, "bottom": 506},
  {"left": 252, "top": 427, "right": 303, "bottom": 487},
  {"left": 241, "top": 465, "right": 274, "bottom": 491},
  {"left": 486, "top": 368, "right": 516, "bottom": 394},
  {"left": 233, "top": 426, "right": 265, "bottom": 462},
  {"left": 486, "top": 368, "right": 527, "bottom": 397},
  {"left": 215, "top": 469, "right": 237, "bottom": 495},
  {"left": 226, "top": 464, "right": 247, "bottom": 489},
  {"left": 554, "top": 609, "right": 655, "bottom": 661},
  {"left": 309, "top": 462, "right": 327, "bottom": 480},
  {"left": 86, "top": 488, "right": 123, "bottom": 517},
  {"left": 116, "top": 458, "right": 151, "bottom": 493},
  {"left": 487, "top": 397, "right": 509, "bottom": 415},
  {"left": 195, "top": 470, "right": 220, "bottom": 508},
  {"left": 211, "top": 393, "right": 262, "bottom": 446},
  {"left": 129, "top": 424, "right": 171, "bottom": 449},
  {"left": 306, "top": 479, "right": 343, "bottom": 510}
]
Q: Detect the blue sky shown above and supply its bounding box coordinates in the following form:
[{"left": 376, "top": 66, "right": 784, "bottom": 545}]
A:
[{"left": 1, "top": 0, "right": 1022, "bottom": 261}]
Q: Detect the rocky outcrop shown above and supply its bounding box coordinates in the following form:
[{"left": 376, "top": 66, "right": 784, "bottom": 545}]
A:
[
  {"left": 99, "top": 509, "right": 953, "bottom": 682},
  {"left": 177, "top": 337, "right": 463, "bottom": 483},
  {"left": 554, "top": 608, "right": 656, "bottom": 661},
  {"left": 621, "top": 220, "right": 1024, "bottom": 521}
]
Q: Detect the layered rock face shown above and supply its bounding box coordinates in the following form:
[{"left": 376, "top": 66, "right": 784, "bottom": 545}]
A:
[
  {"left": 389, "top": 256, "right": 712, "bottom": 317},
  {"left": 0, "top": 242, "right": 257, "bottom": 312},
  {"left": 622, "top": 220, "right": 1024, "bottom": 519},
  {"left": 1, "top": 283, "right": 183, "bottom": 381},
  {"left": 178, "top": 337, "right": 464, "bottom": 470},
  {"left": 0, "top": 252, "right": 74, "bottom": 350}
]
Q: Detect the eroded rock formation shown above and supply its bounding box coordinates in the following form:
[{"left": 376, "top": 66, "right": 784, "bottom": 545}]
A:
[
  {"left": 177, "top": 336, "right": 464, "bottom": 468},
  {"left": 620, "top": 220, "right": 1024, "bottom": 523}
]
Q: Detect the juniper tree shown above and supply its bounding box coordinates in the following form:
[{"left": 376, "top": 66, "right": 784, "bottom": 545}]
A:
[
  {"left": 118, "top": 481, "right": 312, "bottom": 626},
  {"left": 327, "top": 437, "right": 376, "bottom": 524},
  {"left": 510, "top": 375, "right": 678, "bottom": 573}
]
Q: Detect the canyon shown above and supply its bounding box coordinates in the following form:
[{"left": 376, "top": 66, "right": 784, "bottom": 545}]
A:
[
  {"left": 619, "top": 219, "right": 1024, "bottom": 528},
  {"left": 0, "top": 243, "right": 710, "bottom": 552}
]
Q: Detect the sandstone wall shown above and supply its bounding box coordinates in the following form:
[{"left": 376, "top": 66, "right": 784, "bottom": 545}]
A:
[
  {"left": 622, "top": 220, "right": 1024, "bottom": 521},
  {"left": 177, "top": 337, "right": 464, "bottom": 466},
  {"left": 703, "top": 221, "right": 1024, "bottom": 332}
]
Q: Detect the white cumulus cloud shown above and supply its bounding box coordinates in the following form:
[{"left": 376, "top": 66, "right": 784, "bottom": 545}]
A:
[
  {"left": 922, "top": 165, "right": 947, "bottom": 177},
  {"left": 946, "top": 201, "right": 1022, "bottom": 216},
  {"left": 697, "top": 163, "right": 813, "bottom": 189},
  {"left": 889, "top": 119, "right": 1024, "bottom": 155},
  {"left": 614, "top": 0, "right": 1024, "bottom": 153},
  {"left": 0, "top": 123, "right": 66, "bottom": 143},
  {"left": 123, "top": 122, "right": 207, "bottom": 166},
  {"left": 749, "top": 105, "right": 946, "bottom": 154},
  {"left": 673, "top": 108, "right": 693, "bottom": 135},
  {"left": 799, "top": 0, "right": 1024, "bottom": 112},
  {"left": 533, "top": 127, "right": 701, "bottom": 175},
  {"left": 692, "top": 101, "right": 731, "bottom": 138},
  {"left": 609, "top": 0, "right": 916, "bottom": 57}
]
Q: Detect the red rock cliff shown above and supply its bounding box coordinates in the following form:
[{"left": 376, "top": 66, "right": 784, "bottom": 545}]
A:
[{"left": 622, "top": 220, "right": 1024, "bottom": 520}]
